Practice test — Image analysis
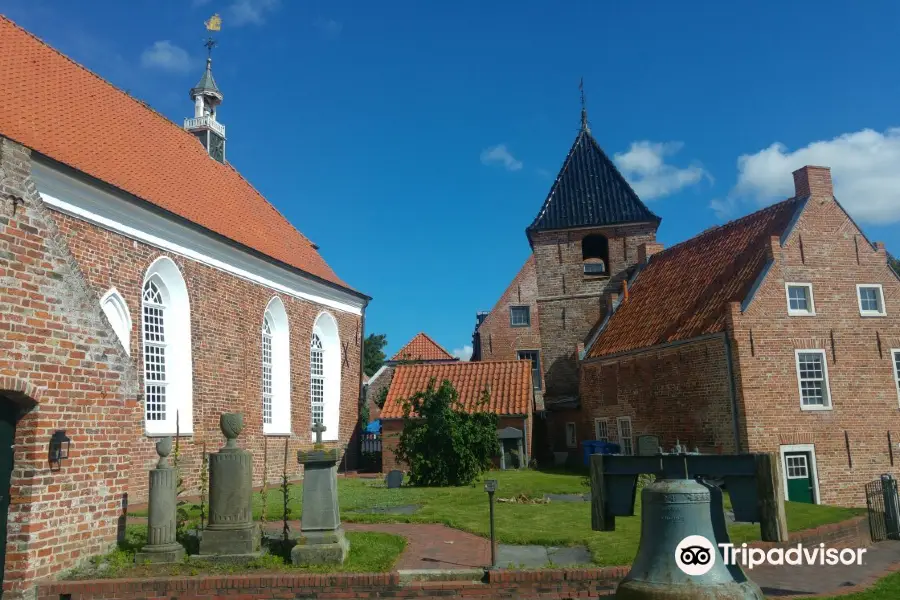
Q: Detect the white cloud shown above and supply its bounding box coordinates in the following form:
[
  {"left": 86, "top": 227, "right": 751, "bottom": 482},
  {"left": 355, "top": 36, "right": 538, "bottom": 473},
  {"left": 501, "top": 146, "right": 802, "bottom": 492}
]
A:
[
  {"left": 227, "top": 0, "right": 280, "bottom": 26},
  {"left": 314, "top": 18, "right": 343, "bottom": 39},
  {"left": 140, "top": 41, "right": 193, "bottom": 74},
  {"left": 718, "top": 127, "right": 900, "bottom": 224},
  {"left": 452, "top": 345, "right": 473, "bottom": 361},
  {"left": 614, "top": 141, "right": 710, "bottom": 200},
  {"left": 480, "top": 144, "right": 523, "bottom": 172}
]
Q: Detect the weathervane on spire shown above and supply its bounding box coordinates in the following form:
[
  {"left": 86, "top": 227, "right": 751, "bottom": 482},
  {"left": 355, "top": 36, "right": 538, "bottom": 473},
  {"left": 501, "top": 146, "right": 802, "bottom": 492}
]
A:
[
  {"left": 579, "top": 77, "right": 589, "bottom": 131},
  {"left": 203, "top": 13, "right": 222, "bottom": 59}
]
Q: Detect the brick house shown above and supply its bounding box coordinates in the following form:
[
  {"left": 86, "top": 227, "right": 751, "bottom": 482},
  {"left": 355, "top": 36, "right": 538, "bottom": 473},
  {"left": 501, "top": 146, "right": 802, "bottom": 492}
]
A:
[
  {"left": 471, "top": 113, "right": 660, "bottom": 463},
  {"left": 0, "top": 16, "right": 368, "bottom": 596},
  {"left": 379, "top": 360, "right": 535, "bottom": 472},
  {"left": 581, "top": 166, "right": 900, "bottom": 507},
  {"left": 364, "top": 332, "right": 457, "bottom": 423}
]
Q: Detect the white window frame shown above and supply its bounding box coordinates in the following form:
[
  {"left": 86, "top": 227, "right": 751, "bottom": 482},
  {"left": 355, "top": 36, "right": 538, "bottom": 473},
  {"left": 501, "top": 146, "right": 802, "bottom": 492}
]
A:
[
  {"left": 794, "top": 349, "right": 832, "bottom": 411},
  {"left": 784, "top": 282, "right": 815, "bottom": 316},
  {"left": 565, "top": 422, "right": 577, "bottom": 448},
  {"left": 779, "top": 444, "right": 821, "bottom": 504},
  {"left": 262, "top": 297, "right": 291, "bottom": 435},
  {"left": 857, "top": 284, "right": 886, "bottom": 317},
  {"left": 311, "top": 312, "right": 341, "bottom": 442},
  {"left": 892, "top": 349, "right": 900, "bottom": 407},
  {"left": 141, "top": 257, "right": 193, "bottom": 436},
  {"left": 510, "top": 305, "right": 531, "bottom": 327},
  {"left": 594, "top": 418, "right": 609, "bottom": 443},
  {"left": 617, "top": 417, "right": 634, "bottom": 455},
  {"left": 100, "top": 287, "right": 132, "bottom": 354}
]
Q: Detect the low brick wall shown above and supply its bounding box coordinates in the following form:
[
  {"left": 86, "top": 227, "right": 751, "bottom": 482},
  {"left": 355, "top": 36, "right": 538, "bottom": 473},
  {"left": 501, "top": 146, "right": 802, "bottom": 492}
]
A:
[
  {"left": 749, "top": 516, "right": 870, "bottom": 550},
  {"left": 37, "top": 568, "right": 626, "bottom": 600}
]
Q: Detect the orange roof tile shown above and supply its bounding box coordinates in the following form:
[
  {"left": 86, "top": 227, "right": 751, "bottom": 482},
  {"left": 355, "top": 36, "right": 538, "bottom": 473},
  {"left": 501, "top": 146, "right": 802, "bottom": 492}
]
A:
[
  {"left": 381, "top": 360, "right": 533, "bottom": 419},
  {"left": 588, "top": 198, "right": 802, "bottom": 358},
  {"left": 0, "top": 16, "right": 354, "bottom": 291},
  {"left": 390, "top": 333, "right": 456, "bottom": 362}
]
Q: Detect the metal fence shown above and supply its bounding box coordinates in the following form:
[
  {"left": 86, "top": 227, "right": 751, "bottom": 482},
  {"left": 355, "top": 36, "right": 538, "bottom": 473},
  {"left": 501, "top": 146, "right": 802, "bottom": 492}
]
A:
[{"left": 865, "top": 478, "right": 887, "bottom": 542}]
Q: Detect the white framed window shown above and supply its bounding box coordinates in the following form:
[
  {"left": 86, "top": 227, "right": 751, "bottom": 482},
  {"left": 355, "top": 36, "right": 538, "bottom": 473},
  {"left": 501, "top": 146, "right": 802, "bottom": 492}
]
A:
[
  {"left": 565, "top": 422, "right": 577, "bottom": 448},
  {"left": 857, "top": 284, "right": 886, "bottom": 317},
  {"left": 786, "top": 454, "right": 809, "bottom": 479},
  {"left": 594, "top": 418, "right": 609, "bottom": 442},
  {"left": 262, "top": 297, "right": 291, "bottom": 435},
  {"left": 617, "top": 417, "right": 634, "bottom": 455},
  {"left": 141, "top": 257, "right": 193, "bottom": 435},
  {"left": 100, "top": 287, "right": 131, "bottom": 354},
  {"left": 311, "top": 312, "right": 341, "bottom": 442},
  {"left": 795, "top": 349, "right": 831, "bottom": 410},
  {"left": 892, "top": 349, "right": 900, "bottom": 406},
  {"left": 785, "top": 282, "right": 815, "bottom": 316}
]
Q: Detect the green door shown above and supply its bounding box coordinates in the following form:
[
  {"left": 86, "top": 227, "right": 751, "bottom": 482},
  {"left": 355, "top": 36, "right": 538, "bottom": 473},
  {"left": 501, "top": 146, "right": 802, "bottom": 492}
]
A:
[
  {"left": 0, "top": 398, "right": 17, "bottom": 592},
  {"left": 785, "top": 452, "right": 815, "bottom": 503}
]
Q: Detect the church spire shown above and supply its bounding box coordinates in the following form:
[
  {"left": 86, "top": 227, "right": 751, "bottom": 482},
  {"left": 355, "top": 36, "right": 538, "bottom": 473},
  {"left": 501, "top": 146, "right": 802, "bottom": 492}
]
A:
[
  {"left": 579, "top": 77, "right": 589, "bottom": 132},
  {"left": 184, "top": 14, "right": 226, "bottom": 163}
]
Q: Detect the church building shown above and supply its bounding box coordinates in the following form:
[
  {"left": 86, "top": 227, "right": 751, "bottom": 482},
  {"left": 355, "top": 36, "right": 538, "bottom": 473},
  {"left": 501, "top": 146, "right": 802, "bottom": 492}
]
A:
[
  {"left": 473, "top": 103, "right": 900, "bottom": 508},
  {"left": 0, "top": 16, "right": 368, "bottom": 596}
]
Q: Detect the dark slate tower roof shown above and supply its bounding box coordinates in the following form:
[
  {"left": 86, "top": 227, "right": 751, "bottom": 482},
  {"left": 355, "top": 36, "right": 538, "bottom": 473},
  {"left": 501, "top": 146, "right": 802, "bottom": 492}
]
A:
[{"left": 527, "top": 123, "right": 660, "bottom": 238}]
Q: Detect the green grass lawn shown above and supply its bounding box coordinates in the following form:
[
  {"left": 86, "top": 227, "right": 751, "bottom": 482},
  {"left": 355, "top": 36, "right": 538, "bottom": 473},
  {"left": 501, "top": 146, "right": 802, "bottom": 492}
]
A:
[
  {"left": 138, "top": 469, "right": 862, "bottom": 567},
  {"left": 811, "top": 571, "right": 900, "bottom": 599},
  {"left": 62, "top": 525, "right": 406, "bottom": 580}
]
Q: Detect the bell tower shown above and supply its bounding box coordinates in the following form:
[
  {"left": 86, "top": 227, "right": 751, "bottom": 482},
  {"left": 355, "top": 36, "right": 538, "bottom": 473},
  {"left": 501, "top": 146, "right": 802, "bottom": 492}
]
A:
[{"left": 184, "top": 15, "right": 226, "bottom": 163}]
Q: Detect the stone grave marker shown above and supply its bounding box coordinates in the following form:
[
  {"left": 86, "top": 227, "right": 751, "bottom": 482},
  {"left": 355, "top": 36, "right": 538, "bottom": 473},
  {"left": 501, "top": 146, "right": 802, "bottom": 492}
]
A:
[
  {"left": 637, "top": 434, "right": 661, "bottom": 456},
  {"left": 292, "top": 423, "right": 349, "bottom": 565},
  {"left": 199, "top": 413, "right": 261, "bottom": 558},
  {"left": 385, "top": 470, "right": 403, "bottom": 489},
  {"left": 135, "top": 437, "right": 185, "bottom": 563}
]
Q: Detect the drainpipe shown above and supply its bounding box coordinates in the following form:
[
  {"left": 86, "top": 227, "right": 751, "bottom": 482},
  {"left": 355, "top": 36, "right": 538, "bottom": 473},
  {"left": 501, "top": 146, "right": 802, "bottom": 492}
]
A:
[
  {"left": 723, "top": 333, "right": 742, "bottom": 453},
  {"left": 523, "top": 415, "right": 529, "bottom": 467},
  {"left": 355, "top": 300, "right": 369, "bottom": 471}
]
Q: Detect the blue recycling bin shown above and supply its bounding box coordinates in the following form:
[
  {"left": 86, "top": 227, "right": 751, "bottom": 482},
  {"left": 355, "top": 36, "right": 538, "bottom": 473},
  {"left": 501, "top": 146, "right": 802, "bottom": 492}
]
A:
[{"left": 582, "top": 440, "right": 622, "bottom": 466}]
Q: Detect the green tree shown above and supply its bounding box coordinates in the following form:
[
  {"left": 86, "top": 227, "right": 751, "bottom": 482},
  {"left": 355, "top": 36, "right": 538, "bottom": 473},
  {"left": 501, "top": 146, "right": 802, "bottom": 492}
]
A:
[
  {"left": 364, "top": 333, "right": 388, "bottom": 377},
  {"left": 394, "top": 378, "right": 498, "bottom": 487},
  {"left": 890, "top": 253, "right": 900, "bottom": 277}
]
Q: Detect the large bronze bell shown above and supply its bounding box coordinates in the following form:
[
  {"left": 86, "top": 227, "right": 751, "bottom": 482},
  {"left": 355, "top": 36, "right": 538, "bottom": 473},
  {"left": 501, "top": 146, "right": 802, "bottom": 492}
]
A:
[{"left": 616, "top": 478, "right": 764, "bottom": 599}]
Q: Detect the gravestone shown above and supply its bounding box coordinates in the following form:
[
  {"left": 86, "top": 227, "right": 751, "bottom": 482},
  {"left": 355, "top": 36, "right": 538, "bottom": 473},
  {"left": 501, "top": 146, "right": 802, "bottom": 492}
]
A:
[
  {"left": 636, "top": 434, "right": 660, "bottom": 457},
  {"left": 292, "top": 423, "right": 350, "bottom": 565},
  {"left": 135, "top": 437, "right": 185, "bottom": 563},
  {"left": 385, "top": 469, "right": 403, "bottom": 489},
  {"left": 199, "top": 413, "right": 260, "bottom": 558}
]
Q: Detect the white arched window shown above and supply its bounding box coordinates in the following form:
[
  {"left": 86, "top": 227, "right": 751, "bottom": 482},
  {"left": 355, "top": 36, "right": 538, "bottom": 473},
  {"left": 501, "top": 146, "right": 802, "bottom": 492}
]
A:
[
  {"left": 100, "top": 287, "right": 131, "bottom": 355},
  {"left": 142, "top": 257, "right": 193, "bottom": 435},
  {"left": 262, "top": 297, "right": 291, "bottom": 435},
  {"left": 311, "top": 312, "right": 341, "bottom": 442}
]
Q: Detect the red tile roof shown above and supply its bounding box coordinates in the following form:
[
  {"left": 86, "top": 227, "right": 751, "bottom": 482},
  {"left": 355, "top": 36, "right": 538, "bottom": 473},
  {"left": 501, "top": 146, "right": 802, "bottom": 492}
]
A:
[
  {"left": 588, "top": 198, "right": 801, "bottom": 358},
  {"left": 381, "top": 360, "right": 533, "bottom": 419},
  {"left": 0, "top": 16, "right": 352, "bottom": 291},
  {"left": 390, "top": 333, "right": 456, "bottom": 362}
]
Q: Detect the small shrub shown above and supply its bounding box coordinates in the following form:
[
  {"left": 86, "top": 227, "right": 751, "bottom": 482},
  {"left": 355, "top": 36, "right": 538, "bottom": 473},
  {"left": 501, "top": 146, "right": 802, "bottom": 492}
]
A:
[{"left": 394, "top": 378, "right": 498, "bottom": 487}]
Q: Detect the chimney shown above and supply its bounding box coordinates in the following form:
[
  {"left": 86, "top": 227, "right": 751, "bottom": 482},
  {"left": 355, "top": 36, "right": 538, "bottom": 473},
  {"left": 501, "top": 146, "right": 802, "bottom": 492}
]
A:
[
  {"left": 792, "top": 166, "right": 832, "bottom": 198},
  {"left": 638, "top": 242, "right": 664, "bottom": 264},
  {"left": 606, "top": 292, "right": 619, "bottom": 314}
]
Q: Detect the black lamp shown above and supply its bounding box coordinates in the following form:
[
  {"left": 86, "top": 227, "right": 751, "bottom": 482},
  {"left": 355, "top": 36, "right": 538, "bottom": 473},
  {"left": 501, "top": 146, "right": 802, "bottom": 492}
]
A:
[{"left": 49, "top": 430, "right": 71, "bottom": 471}]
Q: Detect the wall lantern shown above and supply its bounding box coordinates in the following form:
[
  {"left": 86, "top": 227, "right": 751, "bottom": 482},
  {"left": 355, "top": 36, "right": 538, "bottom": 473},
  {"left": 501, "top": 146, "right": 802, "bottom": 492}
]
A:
[{"left": 48, "top": 430, "right": 71, "bottom": 471}]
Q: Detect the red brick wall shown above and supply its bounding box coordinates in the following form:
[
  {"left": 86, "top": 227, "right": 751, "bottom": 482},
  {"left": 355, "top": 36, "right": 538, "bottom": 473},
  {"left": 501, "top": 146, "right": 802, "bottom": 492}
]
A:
[
  {"left": 575, "top": 335, "right": 738, "bottom": 456},
  {"left": 50, "top": 209, "right": 363, "bottom": 501},
  {"left": 0, "top": 138, "right": 142, "bottom": 599},
  {"left": 382, "top": 415, "right": 532, "bottom": 473},
  {"left": 476, "top": 257, "right": 541, "bottom": 368},
  {"left": 730, "top": 191, "right": 900, "bottom": 507},
  {"left": 37, "top": 568, "right": 626, "bottom": 599},
  {"left": 531, "top": 224, "right": 657, "bottom": 401}
]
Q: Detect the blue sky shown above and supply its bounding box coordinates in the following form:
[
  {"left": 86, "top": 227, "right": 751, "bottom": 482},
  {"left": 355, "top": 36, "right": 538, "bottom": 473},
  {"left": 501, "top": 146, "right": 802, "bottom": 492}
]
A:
[{"left": 4, "top": 0, "right": 900, "bottom": 359}]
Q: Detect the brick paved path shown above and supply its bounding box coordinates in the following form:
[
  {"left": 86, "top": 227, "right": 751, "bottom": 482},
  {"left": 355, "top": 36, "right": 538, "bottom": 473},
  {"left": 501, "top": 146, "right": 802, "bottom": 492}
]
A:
[{"left": 749, "top": 539, "right": 900, "bottom": 597}]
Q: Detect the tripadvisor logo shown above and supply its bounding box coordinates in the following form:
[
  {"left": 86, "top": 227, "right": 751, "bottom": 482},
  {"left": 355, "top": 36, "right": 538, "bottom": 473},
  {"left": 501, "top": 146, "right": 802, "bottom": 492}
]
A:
[{"left": 675, "top": 536, "right": 867, "bottom": 574}]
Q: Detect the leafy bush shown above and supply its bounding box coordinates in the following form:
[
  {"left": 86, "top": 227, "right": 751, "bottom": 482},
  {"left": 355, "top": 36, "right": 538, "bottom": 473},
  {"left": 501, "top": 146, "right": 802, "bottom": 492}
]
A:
[{"left": 394, "top": 378, "right": 498, "bottom": 486}]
